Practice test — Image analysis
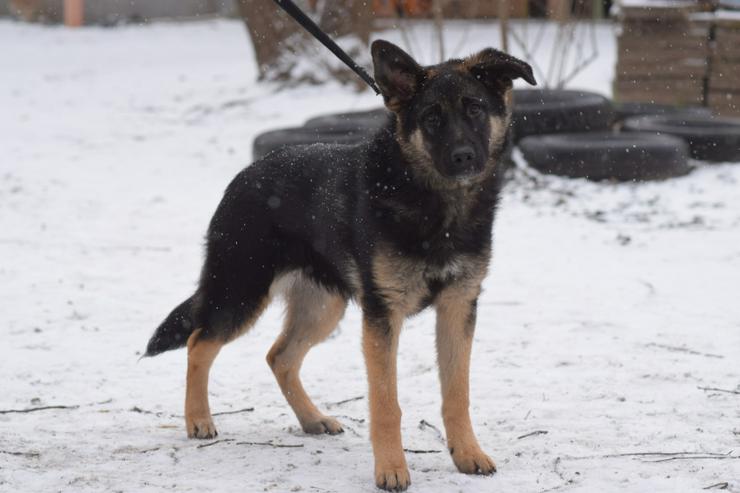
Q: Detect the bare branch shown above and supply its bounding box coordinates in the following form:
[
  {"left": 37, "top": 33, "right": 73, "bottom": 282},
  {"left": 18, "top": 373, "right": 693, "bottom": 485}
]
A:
[
  {"left": 325, "top": 396, "right": 363, "bottom": 408},
  {"left": 646, "top": 343, "right": 724, "bottom": 359},
  {"left": 418, "top": 419, "right": 445, "bottom": 444},
  {"left": 0, "top": 405, "right": 79, "bottom": 414},
  {"left": 235, "top": 441, "right": 304, "bottom": 448},
  {"left": 518, "top": 430, "right": 549, "bottom": 440},
  {"left": 698, "top": 386, "right": 740, "bottom": 395},
  {"left": 404, "top": 448, "right": 441, "bottom": 454},
  {"left": 213, "top": 407, "right": 254, "bottom": 416},
  {"left": 0, "top": 450, "right": 40, "bottom": 459},
  {"left": 703, "top": 482, "right": 729, "bottom": 490},
  {"left": 197, "top": 439, "right": 236, "bottom": 449}
]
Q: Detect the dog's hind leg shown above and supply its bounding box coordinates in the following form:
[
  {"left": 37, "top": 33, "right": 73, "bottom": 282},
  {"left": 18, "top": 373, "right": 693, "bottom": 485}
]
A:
[
  {"left": 185, "top": 328, "right": 223, "bottom": 438},
  {"left": 267, "top": 275, "right": 347, "bottom": 435},
  {"left": 185, "top": 292, "right": 271, "bottom": 439}
]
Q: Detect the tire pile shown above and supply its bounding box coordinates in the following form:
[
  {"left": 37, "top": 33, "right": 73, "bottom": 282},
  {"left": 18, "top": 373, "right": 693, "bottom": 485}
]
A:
[{"left": 253, "top": 89, "right": 740, "bottom": 182}]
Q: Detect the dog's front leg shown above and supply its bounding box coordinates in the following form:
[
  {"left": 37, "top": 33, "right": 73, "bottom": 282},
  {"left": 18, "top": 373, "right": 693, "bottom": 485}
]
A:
[
  {"left": 435, "top": 290, "right": 496, "bottom": 476},
  {"left": 362, "top": 314, "right": 410, "bottom": 491}
]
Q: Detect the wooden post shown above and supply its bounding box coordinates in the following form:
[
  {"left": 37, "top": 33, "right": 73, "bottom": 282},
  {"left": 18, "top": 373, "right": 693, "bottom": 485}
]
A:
[
  {"left": 64, "top": 0, "right": 84, "bottom": 27},
  {"left": 432, "top": 0, "right": 444, "bottom": 62},
  {"left": 547, "top": 0, "right": 571, "bottom": 22},
  {"left": 499, "top": 0, "right": 509, "bottom": 52}
]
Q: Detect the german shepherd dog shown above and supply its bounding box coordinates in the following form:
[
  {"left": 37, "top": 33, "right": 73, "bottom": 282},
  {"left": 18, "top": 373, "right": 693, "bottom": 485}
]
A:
[{"left": 145, "top": 40, "right": 535, "bottom": 491}]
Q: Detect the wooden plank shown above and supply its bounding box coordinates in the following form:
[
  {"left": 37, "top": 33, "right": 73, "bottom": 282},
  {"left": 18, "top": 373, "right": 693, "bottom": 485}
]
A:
[
  {"left": 618, "top": 48, "right": 709, "bottom": 63},
  {"left": 621, "top": 22, "right": 708, "bottom": 38},
  {"left": 707, "top": 91, "right": 740, "bottom": 116},
  {"left": 713, "top": 44, "right": 740, "bottom": 62},
  {"left": 617, "top": 35, "right": 708, "bottom": 52},
  {"left": 711, "top": 62, "right": 740, "bottom": 80},
  {"left": 621, "top": 4, "right": 698, "bottom": 23},
  {"left": 715, "top": 27, "right": 740, "bottom": 45},
  {"left": 616, "top": 60, "right": 707, "bottom": 79},
  {"left": 709, "top": 75, "right": 740, "bottom": 92},
  {"left": 615, "top": 78, "right": 704, "bottom": 93},
  {"left": 615, "top": 89, "right": 704, "bottom": 105}
]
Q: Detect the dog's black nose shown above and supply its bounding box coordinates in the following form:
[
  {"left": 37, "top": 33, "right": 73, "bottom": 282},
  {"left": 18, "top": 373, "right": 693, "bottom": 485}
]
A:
[{"left": 451, "top": 146, "right": 476, "bottom": 166}]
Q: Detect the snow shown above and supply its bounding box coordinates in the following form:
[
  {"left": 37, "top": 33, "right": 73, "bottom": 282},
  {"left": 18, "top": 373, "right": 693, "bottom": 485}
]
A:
[{"left": 1, "top": 18, "right": 739, "bottom": 493}]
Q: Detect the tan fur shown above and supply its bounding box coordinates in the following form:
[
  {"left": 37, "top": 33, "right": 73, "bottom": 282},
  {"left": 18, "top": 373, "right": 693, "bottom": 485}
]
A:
[
  {"left": 488, "top": 115, "right": 509, "bottom": 155},
  {"left": 504, "top": 87, "right": 513, "bottom": 108},
  {"left": 363, "top": 314, "right": 410, "bottom": 491},
  {"left": 435, "top": 283, "right": 496, "bottom": 475},
  {"left": 185, "top": 329, "right": 223, "bottom": 438},
  {"left": 372, "top": 245, "right": 490, "bottom": 317},
  {"left": 372, "top": 247, "right": 427, "bottom": 316},
  {"left": 266, "top": 274, "right": 347, "bottom": 434}
]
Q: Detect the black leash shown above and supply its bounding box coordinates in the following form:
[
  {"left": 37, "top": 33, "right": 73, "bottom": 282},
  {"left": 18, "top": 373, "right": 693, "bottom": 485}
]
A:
[{"left": 272, "top": 0, "right": 381, "bottom": 95}]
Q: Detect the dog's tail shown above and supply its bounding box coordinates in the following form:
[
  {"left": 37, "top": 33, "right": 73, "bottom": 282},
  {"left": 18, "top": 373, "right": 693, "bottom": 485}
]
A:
[{"left": 144, "top": 295, "right": 196, "bottom": 357}]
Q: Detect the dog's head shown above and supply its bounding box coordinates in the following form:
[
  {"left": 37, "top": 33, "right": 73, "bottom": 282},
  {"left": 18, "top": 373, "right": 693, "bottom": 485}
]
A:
[{"left": 371, "top": 40, "right": 536, "bottom": 185}]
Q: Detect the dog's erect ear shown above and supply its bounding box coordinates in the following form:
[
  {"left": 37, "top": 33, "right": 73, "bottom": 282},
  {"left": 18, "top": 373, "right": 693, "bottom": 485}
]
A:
[
  {"left": 465, "top": 48, "right": 537, "bottom": 92},
  {"left": 371, "top": 40, "right": 424, "bottom": 112}
]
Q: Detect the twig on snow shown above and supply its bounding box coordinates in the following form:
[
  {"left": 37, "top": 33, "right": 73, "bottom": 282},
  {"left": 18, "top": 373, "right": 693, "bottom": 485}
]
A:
[
  {"left": 639, "top": 279, "right": 656, "bottom": 295},
  {"left": 325, "top": 396, "right": 363, "bottom": 408},
  {"left": 645, "top": 343, "right": 724, "bottom": 359},
  {"left": 336, "top": 414, "right": 365, "bottom": 424},
  {"left": 698, "top": 386, "right": 740, "bottom": 395},
  {"left": 404, "top": 448, "right": 441, "bottom": 454},
  {"left": 0, "top": 450, "right": 40, "bottom": 459},
  {"left": 213, "top": 407, "right": 254, "bottom": 416},
  {"left": 0, "top": 405, "right": 79, "bottom": 414},
  {"left": 138, "top": 447, "right": 162, "bottom": 454},
  {"left": 518, "top": 430, "right": 549, "bottom": 440},
  {"left": 553, "top": 457, "right": 570, "bottom": 483},
  {"left": 565, "top": 451, "right": 731, "bottom": 460},
  {"left": 235, "top": 441, "right": 303, "bottom": 448},
  {"left": 645, "top": 455, "right": 740, "bottom": 463},
  {"left": 129, "top": 406, "right": 162, "bottom": 416},
  {"left": 703, "top": 482, "right": 729, "bottom": 490},
  {"left": 197, "top": 439, "right": 235, "bottom": 449},
  {"left": 418, "top": 419, "right": 445, "bottom": 444}
]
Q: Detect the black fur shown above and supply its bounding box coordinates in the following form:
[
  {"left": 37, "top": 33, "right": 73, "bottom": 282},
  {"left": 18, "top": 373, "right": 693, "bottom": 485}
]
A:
[{"left": 145, "top": 40, "right": 535, "bottom": 355}]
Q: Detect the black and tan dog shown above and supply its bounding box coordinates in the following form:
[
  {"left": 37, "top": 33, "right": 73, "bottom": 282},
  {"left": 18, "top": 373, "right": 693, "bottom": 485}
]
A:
[{"left": 145, "top": 40, "right": 535, "bottom": 491}]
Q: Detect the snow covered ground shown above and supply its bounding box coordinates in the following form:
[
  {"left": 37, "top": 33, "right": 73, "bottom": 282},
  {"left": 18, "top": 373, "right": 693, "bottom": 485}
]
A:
[{"left": 1, "top": 18, "right": 739, "bottom": 493}]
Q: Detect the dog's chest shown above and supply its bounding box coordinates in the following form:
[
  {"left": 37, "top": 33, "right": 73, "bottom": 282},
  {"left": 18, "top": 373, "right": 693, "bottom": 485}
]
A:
[{"left": 372, "top": 248, "right": 476, "bottom": 315}]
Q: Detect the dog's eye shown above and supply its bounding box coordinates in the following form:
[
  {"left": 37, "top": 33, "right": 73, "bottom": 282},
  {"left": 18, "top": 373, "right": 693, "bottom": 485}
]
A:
[
  {"left": 424, "top": 114, "right": 441, "bottom": 129},
  {"left": 468, "top": 103, "right": 484, "bottom": 117}
]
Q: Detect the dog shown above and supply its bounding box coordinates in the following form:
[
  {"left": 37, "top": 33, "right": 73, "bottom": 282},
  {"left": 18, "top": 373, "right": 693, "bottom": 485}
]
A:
[{"left": 144, "top": 39, "right": 535, "bottom": 491}]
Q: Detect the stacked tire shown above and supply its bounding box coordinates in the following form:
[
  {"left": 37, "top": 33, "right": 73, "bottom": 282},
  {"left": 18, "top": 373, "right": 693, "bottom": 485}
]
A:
[
  {"left": 252, "top": 110, "right": 390, "bottom": 161},
  {"left": 252, "top": 89, "right": 740, "bottom": 181}
]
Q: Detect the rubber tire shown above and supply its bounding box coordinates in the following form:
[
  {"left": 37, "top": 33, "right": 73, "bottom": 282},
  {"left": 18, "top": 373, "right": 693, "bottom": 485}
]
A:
[
  {"left": 622, "top": 114, "right": 740, "bottom": 162},
  {"left": 614, "top": 102, "right": 711, "bottom": 123},
  {"left": 304, "top": 108, "right": 390, "bottom": 131},
  {"left": 252, "top": 125, "right": 369, "bottom": 161},
  {"left": 511, "top": 89, "right": 614, "bottom": 142},
  {"left": 518, "top": 132, "right": 691, "bottom": 181}
]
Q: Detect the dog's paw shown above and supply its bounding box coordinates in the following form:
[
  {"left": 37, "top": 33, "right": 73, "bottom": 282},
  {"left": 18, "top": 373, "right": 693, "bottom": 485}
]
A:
[
  {"left": 186, "top": 415, "right": 218, "bottom": 439},
  {"left": 374, "top": 462, "right": 410, "bottom": 491},
  {"left": 450, "top": 446, "right": 496, "bottom": 475},
  {"left": 301, "top": 415, "right": 344, "bottom": 435}
]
